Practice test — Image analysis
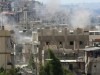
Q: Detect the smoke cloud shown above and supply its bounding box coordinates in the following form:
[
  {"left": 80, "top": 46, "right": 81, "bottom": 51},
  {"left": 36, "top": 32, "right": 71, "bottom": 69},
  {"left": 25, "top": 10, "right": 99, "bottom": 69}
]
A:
[
  {"left": 0, "top": 12, "right": 32, "bottom": 44},
  {"left": 41, "top": 2, "right": 93, "bottom": 29},
  {"left": 41, "top": 0, "right": 62, "bottom": 24},
  {"left": 46, "top": 0, "right": 61, "bottom": 15},
  {"left": 71, "top": 8, "right": 92, "bottom": 29}
]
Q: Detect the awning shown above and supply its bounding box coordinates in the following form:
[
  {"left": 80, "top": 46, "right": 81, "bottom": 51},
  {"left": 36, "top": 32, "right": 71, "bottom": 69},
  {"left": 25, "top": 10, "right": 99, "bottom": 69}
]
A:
[
  {"left": 84, "top": 47, "right": 100, "bottom": 52},
  {"left": 60, "top": 60, "right": 78, "bottom": 63}
]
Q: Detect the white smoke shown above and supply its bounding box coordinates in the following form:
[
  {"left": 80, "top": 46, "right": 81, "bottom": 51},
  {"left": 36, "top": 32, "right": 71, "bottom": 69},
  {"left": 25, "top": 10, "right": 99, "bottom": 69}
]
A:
[
  {"left": 41, "top": 0, "right": 62, "bottom": 23},
  {"left": 71, "top": 8, "right": 92, "bottom": 29},
  {"left": 0, "top": 12, "right": 32, "bottom": 44},
  {"left": 0, "top": 13, "right": 8, "bottom": 28},
  {"left": 40, "top": 1, "right": 93, "bottom": 29},
  {"left": 46, "top": 0, "right": 61, "bottom": 15}
]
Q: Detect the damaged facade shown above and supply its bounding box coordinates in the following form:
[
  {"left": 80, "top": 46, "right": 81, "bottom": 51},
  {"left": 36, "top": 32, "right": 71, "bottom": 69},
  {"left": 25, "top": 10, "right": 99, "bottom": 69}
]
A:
[{"left": 0, "top": 27, "right": 14, "bottom": 69}]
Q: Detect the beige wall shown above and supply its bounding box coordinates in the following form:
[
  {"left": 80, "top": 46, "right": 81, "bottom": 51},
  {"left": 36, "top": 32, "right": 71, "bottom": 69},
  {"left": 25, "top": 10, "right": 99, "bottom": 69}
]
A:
[
  {"left": 0, "top": 30, "right": 12, "bottom": 69},
  {"left": 89, "top": 35, "right": 100, "bottom": 46},
  {"left": 89, "top": 35, "right": 100, "bottom": 41},
  {"left": 38, "top": 28, "right": 89, "bottom": 65},
  {"left": 0, "top": 54, "right": 11, "bottom": 69},
  {"left": 38, "top": 28, "right": 89, "bottom": 50}
]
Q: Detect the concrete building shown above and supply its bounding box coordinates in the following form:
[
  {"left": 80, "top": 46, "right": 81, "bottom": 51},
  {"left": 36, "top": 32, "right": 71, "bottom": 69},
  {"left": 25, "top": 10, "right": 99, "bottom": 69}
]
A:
[
  {"left": 38, "top": 28, "right": 89, "bottom": 49},
  {"left": 22, "top": 43, "right": 32, "bottom": 64},
  {"left": 0, "top": 27, "right": 14, "bottom": 69},
  {"left": 84, "top": 47, "right": 100, "bottom": 75},
  {"left": 89, "top": 31, "right": 100, "bottom": 46},
  {"left": 37, "top": 27, "right": 100, "bottom": 75},
  {"left": 37, "top": 27, "right": 89, "bottom": 66},
  {"left": 15, "top": 44, "right": 23, "bottom": 64}
]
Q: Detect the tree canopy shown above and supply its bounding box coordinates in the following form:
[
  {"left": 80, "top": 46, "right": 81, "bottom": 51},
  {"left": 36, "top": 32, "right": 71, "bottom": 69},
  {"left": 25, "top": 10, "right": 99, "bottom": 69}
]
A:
[{"left": 39, "top": 49, "right": 74, "bottom": 75}]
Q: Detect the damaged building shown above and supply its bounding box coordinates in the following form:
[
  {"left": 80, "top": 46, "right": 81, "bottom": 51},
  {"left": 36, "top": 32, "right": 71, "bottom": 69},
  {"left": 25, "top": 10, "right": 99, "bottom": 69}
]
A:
[
  {"left": 37, "top": 27, "right": 89, "bottom": 65},
  {"left": 0, "top": 26, "right": 14, "bottom": 69}
]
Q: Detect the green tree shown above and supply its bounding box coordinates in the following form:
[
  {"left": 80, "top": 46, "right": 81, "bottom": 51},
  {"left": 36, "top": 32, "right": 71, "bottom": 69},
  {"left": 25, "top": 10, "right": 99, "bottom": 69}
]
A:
[
  {"left": 0, "top": 67, "right": 4, "bottom": 73},
  {"left": 28, "top": 53, "right": 36, "bottom": 75},
  {"left": 7, "top": 67, "right": 18, "bottom": 75},
  {"left": 48, "top": 49, "right": 64, "bottom": 75},
  {"left": 28, "top": 53, "right": 35, "bottom": 68},
  {"left": 63, "top": 67, "right": 74, "bottom": 75},
  {"left": 39, "top": 49, "right": 74, "bottom": 75},
  {"left": 40, "top": 49, "right": 63, "bottom": 75},
  {"left": 0, "top": 67, "right": 20, "bottom": 75},
  {"left": 0, "top": 72, "right": 5, "bottom": 75},
  {"left": 39, "top": 66, "right": 45, "bottom": 75}
]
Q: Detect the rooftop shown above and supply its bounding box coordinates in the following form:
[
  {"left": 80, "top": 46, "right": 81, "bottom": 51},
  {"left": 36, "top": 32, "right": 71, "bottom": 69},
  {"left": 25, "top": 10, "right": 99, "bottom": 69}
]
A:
[{"left": 84, "top": 47, "right": 100, "bottom": 51}]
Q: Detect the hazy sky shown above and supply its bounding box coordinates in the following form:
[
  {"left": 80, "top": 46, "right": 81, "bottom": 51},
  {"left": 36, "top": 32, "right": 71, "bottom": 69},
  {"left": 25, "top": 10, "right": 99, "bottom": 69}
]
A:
[{"left": 36, "top": 0, "right": 100, "bottom": 4}]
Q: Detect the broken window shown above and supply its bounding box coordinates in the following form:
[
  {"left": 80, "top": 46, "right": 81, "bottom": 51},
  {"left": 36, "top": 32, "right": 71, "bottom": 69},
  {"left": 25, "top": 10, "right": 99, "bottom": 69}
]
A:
[
  {"left": 6, "top": 38, "right": 14, "bottom": 50},
  {"left": 89, "top": 32, "right": 94, "bottom": 35},
  {"left": 95, "top": 32, "right": 100, "bottom": 35},
  {"left": 59, "top": 42, "right": 63, "bottom": 48},
  {"left": 70, "top": 41, "right": 74, "bottom": 45},
  {"left": 79, "top": 41, "right": 84, "bottom": 45},
  {"left": 46, "top": 42, "right": 50, "bottom": 45},
  {"left": 59, "top": 42, "right": 62, "bottom": 45}
]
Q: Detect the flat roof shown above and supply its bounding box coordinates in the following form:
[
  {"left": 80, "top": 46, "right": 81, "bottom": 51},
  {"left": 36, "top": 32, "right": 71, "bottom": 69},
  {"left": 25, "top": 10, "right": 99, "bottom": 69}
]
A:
[
  {"left": 89, "top": 31, "right": 100, "bottom": 32},
  {"left": 60, "top": 60, "right": 77, "bottom": 62},
  {"left": 84, "top": 47, "right": 100, "bottom": 51},
  {"left": 60, "top": 60, "right": 84, "bottom": 63}
]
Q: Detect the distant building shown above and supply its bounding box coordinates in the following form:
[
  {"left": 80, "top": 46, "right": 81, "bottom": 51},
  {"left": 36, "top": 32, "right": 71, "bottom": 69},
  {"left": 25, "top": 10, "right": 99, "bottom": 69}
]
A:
[
  {"left": 13, "top": 0, "right": 43, "bottom": 29},
  {"left": 0, "top": 0, "right": 12, "bottom": 12}
]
